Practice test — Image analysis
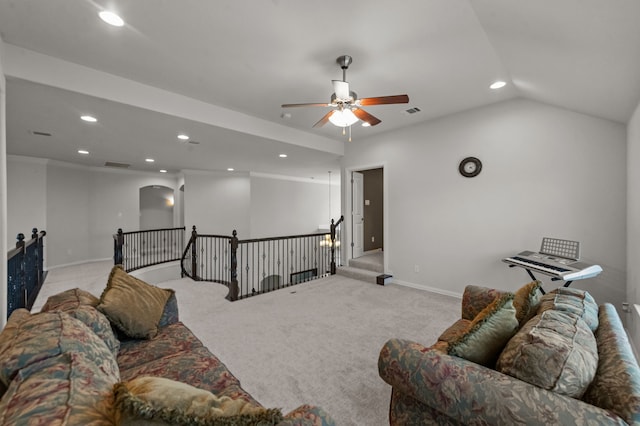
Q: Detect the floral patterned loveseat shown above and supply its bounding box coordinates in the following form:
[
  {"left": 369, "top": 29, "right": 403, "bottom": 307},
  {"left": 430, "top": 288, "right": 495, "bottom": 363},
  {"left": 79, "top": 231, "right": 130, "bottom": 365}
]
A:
[
  {"left": 0, "top": 266, "right": 335, "bottom": 425},
  {"left": 378, "top": 282, "right": 640, "bottom": 425}
]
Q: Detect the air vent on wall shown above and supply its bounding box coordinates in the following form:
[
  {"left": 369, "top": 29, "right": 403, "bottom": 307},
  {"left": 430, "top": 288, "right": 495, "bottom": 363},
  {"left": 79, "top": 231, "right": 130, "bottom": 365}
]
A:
[
  {"left": 404, "top": 107, "right": 421, "bottom": 115},
  {"left": 31, "top": 131, "right": 52, "bottom": 137},
  {"left": 104, "top": 161, "right": 130, "bottom": 169}
]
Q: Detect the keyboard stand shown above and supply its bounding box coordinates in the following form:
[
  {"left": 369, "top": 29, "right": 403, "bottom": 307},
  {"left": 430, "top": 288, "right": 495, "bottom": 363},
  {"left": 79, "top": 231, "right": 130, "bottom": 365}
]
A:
[
  {"left": 506, "top": 265, "right": 573, "bottom": 294},
  {"left": 508, "top": 265, "right": 552, "bottom": 294}
]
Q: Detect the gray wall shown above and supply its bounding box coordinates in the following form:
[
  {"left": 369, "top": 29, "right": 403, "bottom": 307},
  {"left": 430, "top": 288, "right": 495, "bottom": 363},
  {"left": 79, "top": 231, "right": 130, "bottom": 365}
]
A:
[
  {"left": 6, "top": 160, "right": 340, "bottom": 268},
  {"left": 628, "top": 98, "right": 640, "bottom": 351},
  {"left": 342, "top": 98, "right": 627, "bottom": 309}
]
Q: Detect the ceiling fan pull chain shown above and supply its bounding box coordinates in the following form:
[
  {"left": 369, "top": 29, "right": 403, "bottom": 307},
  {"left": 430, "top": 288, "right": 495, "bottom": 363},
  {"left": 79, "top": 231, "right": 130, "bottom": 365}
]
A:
[{"left": 348, "top": 125, "right": 352, "bottom": 142}]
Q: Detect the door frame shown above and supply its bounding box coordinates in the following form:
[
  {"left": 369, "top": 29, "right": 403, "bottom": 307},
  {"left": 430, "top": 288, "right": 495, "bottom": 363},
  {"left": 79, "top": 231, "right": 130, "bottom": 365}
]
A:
[{"left": 343, "top": 162, "right": 389, "bottom": 274}]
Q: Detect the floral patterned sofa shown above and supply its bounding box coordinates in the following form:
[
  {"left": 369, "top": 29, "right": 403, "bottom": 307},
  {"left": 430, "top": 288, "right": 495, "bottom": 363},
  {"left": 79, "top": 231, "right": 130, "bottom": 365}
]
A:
[
  {"left": 378, "top": 282, "right": 640, "bottom": 425},
  {"left": 0, "top": 266, "right": 335, "bottom": 425}
]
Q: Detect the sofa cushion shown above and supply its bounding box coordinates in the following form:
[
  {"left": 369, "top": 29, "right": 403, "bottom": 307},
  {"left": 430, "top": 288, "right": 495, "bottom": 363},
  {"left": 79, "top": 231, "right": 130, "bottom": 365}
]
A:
[
  {"left": 537, "top": 287, "right": 599, "bottom": 331},
  {"left": 119, "top": 345, "right": 258, "bottom": 404},
  {"left": 41, "top": 287, "right": 100, "bottom": 312},
  {"left": 0, "top": 309, "right": 119, "bottom": 387},
  {"left": 448, "top": 294, "right": 519, "bottom": 367},
  {"left": 513, "top": 280, "right": 542, "bottom": 326},
  {"left": 497, "top": 309, "right": 598, "bottom": 398},
  {"left": 113, "top": 376, "right": 283, "bottom": 426},
  {"left": 117, "top": 322, "right": 204, "bottom": 372},
  {"left": 66, "top": 304, "right": 121, "bottom": 357},
  {"left": 583, "top": 304, "right": 640, "bottom": 424},
  {"left": 0, "top": 352, "right": 116, "bottom": 425},
  {"left": 97, "top": 265, "right": 174, "bottom": 339}
]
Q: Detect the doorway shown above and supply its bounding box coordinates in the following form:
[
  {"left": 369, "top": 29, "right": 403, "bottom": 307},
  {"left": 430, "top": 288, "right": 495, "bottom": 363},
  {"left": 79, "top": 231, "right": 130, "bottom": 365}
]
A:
[
  {"left": 351, "top": 167, "right": 384, "bottom": 260},
  {"left": 139, "top": 185, "right": 174, "bottom": 230}
]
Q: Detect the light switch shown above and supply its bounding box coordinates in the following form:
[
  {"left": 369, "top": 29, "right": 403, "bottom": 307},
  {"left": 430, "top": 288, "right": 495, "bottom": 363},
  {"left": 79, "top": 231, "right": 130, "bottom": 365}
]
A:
[{"left": 365, "top": 199, "right": 370, "bottom": 206}]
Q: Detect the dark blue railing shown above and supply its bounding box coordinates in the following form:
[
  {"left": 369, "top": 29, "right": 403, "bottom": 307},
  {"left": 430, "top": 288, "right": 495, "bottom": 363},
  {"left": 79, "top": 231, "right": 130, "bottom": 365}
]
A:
[{"left": 7, "top": 228, "right": 47, "bottom": 318}]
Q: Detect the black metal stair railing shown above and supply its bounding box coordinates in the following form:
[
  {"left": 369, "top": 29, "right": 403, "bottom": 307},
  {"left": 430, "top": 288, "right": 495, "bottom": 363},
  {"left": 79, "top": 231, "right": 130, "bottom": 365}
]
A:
[
  {"left": 113, "top": 227, "right": 186, "bottom": 272},
  {"left": 6, "top": 228, "right": 47, "bottom": 319},
  {"left": 179, "top": 216, "right": 343, "bottom": 301}
]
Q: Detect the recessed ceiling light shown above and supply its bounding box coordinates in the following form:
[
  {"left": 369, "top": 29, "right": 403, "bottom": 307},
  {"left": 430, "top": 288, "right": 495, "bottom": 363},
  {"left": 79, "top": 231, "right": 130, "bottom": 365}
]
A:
[
  {"left": 227, "top": 168, "right": 235, "bottom": 172},
  {"left": 78, "top": 150, "right": 89, "bottom": 155},
  {"left": 490, "top": 81, "right": 507, "bottom": 90},
  {"left": 81, "top": 115, "right": 97, "bottom": 123},
  {"left": 279, "top": 154, "right": 288, "bottom": 158},
  {"left": 177, "top": 134, "right": 189, "bottom": 140},
  {"left": 362, "top": 122, "right": 371, "bottom": 127},
  {"left": 145, "top": 158, "right": 155, "bottom": 163},
  {"left": 159, "top": 169, "right": 167, "bottom": 173},
  {"left": 99, "top": 11, "right": 124, "bottom": 27}
]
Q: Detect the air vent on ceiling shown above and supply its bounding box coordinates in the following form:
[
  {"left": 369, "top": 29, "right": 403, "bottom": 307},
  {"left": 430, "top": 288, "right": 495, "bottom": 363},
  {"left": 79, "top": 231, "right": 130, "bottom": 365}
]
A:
[
  {"left": 31, "top": 131, "right": 52, "bottom": 137},
  {"left": 188, "top": 140, "right": 200, "bottom": 145},
  {"left": 104, "top": 161, "right": 130, "bottom": 169},
  {"left": 404, "top": 107, "right": 421, "bottom": 115}
]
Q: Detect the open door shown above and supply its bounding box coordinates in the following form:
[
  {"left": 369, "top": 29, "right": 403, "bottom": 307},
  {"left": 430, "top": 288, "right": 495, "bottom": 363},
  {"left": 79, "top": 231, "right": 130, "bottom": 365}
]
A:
[{"left": 352, "top": 171, "right": 364, "bottom": 258}]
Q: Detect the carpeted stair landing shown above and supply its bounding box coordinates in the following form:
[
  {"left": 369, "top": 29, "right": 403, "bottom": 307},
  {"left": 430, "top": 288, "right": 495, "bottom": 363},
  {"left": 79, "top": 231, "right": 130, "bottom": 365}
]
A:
[{"left": 336, "top": 251, "right": 385, "bottom": 284}]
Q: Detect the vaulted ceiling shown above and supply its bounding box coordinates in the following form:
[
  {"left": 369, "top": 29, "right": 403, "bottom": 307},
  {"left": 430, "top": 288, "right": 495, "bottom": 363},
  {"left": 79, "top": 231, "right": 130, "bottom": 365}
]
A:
[{"left": 1, "top": 0, "right": 639, "bottom": 177}]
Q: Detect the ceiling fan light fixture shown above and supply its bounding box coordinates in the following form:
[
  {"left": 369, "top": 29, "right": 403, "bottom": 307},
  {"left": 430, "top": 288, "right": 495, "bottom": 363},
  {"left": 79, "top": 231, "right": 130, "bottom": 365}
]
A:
[
  {"left": 99, "top": 11, "right": 125, "bottom": 27},
  {"left": 328, "top": 109, "right": 359, "bottom": 127}
]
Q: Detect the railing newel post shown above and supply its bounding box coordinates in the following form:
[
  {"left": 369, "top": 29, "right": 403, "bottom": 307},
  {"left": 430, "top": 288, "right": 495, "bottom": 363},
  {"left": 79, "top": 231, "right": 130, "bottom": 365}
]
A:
[
  {"left": 229, "top": 230, "right": 239, "bottom": 301},
  {"left": 190, "top": 226, "right": 198, "bottom": 280},
  {"left": 114, "top": 228, "right": 124, "bottom": 266}
]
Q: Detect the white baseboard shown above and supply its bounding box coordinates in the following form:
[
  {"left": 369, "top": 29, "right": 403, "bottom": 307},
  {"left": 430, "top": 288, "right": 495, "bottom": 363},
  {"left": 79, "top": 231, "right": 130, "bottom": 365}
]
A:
[
  {"left": 391, "top": 278, "right": 462, "bottom": 299},
  {"left": 46, "top": 257, "right": 112, "bottom": 270}
]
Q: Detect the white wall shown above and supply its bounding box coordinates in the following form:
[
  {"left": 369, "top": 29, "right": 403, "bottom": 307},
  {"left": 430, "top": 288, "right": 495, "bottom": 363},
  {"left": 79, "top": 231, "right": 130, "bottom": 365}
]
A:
[
  {"left": 5, "top": 159, "right": 181, "bottom": 267},
  {"left": 249, "top": 174, "right": 341, "bottom": 238},
  {"left": 627, "top": 99, "right": 640, "bottom": 353},
  {"left": 6, "top": 156, "right": 47, "bottom": 247},
  {"left": 183, "top": 171, "right": 251, "bottom": 237},
  {"left": 0, "top": 36, "right": 7, "bottom": 324},
  {"left": 45, "top": 163, "right": 91, "bottom": 267},
  {"left": 629, "top": 101, "right": 640, "bottom": 307},
  {"left": 342, "top": 98, "right": 627, "bottom": 307}
]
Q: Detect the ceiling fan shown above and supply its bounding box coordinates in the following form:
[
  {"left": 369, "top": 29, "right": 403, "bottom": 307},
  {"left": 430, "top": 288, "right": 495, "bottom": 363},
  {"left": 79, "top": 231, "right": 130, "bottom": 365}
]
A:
[{"left": 281, "top": 55, "right": 409, "bottom": 140}]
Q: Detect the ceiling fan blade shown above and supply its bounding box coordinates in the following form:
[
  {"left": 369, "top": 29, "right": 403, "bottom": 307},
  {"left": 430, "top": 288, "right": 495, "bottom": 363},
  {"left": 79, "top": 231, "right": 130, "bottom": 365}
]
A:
[
  {"left": 313, "top": 110, "right": 335, "bottom": 128},
  {"left": 281, "top": 102, "right": 330, "bottom": 108},
  {"left": 352, "top": 108, "right": 382, "bottom": 126},
  {"left": 332, "top": 80, "right": 350, "bottom": 100},
  {"left": 359, "top": 94, "right": 409, "bottom": 106}
]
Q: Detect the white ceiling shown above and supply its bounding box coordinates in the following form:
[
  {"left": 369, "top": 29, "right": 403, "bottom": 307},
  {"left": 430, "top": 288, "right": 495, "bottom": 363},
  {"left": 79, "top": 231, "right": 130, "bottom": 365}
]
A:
[{"left": 1, "top": 0, "right": 640, "bottom": 177}]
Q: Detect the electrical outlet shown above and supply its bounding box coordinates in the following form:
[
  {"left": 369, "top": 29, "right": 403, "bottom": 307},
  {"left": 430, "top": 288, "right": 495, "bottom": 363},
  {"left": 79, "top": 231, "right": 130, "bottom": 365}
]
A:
[
  {"left": 622, "top": 302, "right": 630, "bottom": 313},
  {"left": 414, "top": 265, "right": 420, "bottom": 273},
  {"left": 371, "top": 236, "right": 375, "bottom": 243}
]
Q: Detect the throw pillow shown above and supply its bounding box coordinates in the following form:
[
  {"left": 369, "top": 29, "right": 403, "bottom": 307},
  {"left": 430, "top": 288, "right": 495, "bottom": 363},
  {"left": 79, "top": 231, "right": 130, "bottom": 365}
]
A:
[
  {"left": 448, "top": 293, "right": 519, "bottom": 367},
  {"left": 97, "top": 266, "right": 174, "bottom": 339},
  {"left": 497, "top": 309, "right": 598, "bottom": 399},
  {"left": 113, "top": 376, "right": 283, "bottom": 426},
  {"left": 513, "top": 280, "right": 542, "bottom": 326},
  {"left": 537, "top": 287, "right": 599, "bottom": 331},
  {"left": 461, "top": 285, "right": 510, "bottom": 321}
]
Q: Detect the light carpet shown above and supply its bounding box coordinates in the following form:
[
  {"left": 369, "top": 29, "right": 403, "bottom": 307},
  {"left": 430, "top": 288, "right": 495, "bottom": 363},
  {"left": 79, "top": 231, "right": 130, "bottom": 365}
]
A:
[{"left": 33, "top": 261, "right": 461, "bottom": 426}]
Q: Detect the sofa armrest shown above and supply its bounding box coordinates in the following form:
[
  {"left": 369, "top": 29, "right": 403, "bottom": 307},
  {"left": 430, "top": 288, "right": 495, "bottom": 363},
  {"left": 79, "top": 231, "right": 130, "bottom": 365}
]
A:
[
  {"left": 279, "top": 405, "right": 336, "bottom": 426},
  {"left": 378, "top": 338, "right": 626, "bottom": 425}
]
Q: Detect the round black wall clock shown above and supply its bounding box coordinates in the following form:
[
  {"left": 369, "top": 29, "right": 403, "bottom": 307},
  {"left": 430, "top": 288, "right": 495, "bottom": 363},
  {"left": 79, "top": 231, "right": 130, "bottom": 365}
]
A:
[{"left": 459, "top": 157, "right": 482, "bottom": 178}]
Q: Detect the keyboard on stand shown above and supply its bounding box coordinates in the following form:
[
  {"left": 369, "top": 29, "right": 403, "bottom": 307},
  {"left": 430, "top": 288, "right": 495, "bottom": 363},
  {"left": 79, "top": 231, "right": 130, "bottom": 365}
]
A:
[{"left": 502, "top": 238, "right": 602, "bottom": 292}]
